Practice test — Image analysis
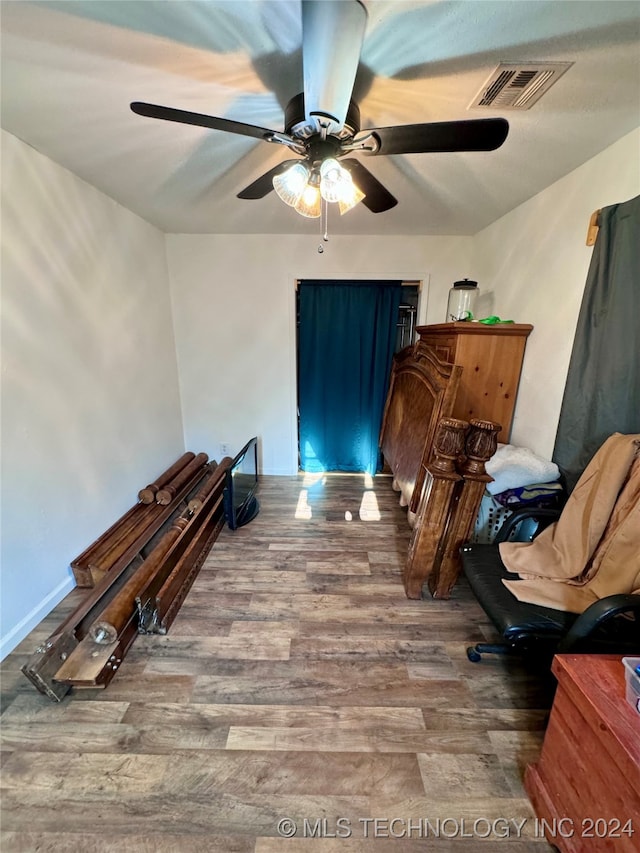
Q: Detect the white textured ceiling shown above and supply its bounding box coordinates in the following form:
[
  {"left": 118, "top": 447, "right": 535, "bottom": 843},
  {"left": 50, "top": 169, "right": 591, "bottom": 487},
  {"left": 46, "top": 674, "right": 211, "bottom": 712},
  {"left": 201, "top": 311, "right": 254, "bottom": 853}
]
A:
[{"left": 1, "top": 0, "right": 639, "bottom": 235}]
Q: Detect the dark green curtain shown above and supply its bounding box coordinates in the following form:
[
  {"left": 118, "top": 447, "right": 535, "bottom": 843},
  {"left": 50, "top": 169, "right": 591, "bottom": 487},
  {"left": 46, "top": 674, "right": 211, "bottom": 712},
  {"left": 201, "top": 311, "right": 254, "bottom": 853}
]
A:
[
  {"left": 298, "top": 280, "right": 402, "bottom": 475},
  {"left": 553, "top": 194, "right": 640, "bottom": 492}
]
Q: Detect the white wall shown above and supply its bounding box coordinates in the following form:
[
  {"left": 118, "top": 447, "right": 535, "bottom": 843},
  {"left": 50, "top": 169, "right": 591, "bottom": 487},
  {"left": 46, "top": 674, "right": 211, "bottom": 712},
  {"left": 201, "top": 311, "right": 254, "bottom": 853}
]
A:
[
  {"left": 166, "top": 234, "right": 472, "bottom": 474},
  {"left": 471, "top": 128, "right": 640, "bottom": 459},
  {"left": 1, "top": 131, "right": 185, "bottom": 657}
]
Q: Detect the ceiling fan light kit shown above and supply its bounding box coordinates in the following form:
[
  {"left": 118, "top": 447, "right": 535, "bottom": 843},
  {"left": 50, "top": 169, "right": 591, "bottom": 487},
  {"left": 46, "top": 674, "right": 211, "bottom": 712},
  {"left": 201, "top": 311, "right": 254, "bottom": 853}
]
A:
[
  {"left": 130, "top": 0, "right": 511, "bottom": 227},
  {"left": 272, "top": 154, "right": 367, "bottom": 219}
]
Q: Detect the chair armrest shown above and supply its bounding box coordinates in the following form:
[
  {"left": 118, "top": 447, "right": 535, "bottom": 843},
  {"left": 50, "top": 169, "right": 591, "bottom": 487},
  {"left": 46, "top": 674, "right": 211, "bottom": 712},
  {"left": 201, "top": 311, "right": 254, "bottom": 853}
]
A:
[
  {"left": 494, "top": 507, "right": 561, "bottom": 544},
  {"left": 558, "top": 594, "right": 640, "bottom": 653}
]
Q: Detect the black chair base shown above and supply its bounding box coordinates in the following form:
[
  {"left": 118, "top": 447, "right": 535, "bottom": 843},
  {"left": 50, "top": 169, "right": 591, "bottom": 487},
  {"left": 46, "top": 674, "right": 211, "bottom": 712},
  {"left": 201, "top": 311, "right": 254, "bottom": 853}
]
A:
[
  {"left": 466, "top": 643, "right": 517, "bottom": 662},
  {"left": 461, "top": 537, "right": 640, "bottom": 665}
]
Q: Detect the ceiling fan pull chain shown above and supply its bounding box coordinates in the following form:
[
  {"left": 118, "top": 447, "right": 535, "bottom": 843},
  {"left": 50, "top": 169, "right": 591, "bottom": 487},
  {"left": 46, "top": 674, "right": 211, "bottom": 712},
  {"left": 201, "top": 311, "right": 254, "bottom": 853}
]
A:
[{"left": 318, "top": 198, "right": 329, "bottom": 252}]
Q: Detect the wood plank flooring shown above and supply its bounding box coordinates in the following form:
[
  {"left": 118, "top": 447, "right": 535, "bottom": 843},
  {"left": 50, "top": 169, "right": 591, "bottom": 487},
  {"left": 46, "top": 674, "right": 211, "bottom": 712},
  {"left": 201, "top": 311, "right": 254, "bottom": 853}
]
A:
[{"left": 1, "top": 473, "right": 556, "bottom": 851}]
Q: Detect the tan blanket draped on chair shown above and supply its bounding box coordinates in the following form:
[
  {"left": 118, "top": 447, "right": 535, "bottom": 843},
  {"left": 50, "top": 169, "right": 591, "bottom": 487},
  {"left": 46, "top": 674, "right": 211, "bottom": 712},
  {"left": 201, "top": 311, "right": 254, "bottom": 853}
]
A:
[{"left": 499, "top": 433, "right": 640, "bottom": 613}]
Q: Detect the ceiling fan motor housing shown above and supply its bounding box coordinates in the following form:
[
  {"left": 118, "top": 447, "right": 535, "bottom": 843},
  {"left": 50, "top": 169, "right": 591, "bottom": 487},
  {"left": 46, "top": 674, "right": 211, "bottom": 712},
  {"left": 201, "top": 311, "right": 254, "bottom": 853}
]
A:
[
  {"left": 306, "top": 135, "right": 344, "bottom": 168},
  {"left": 284, "top": 93, "right": 361, "bottom": 141}
]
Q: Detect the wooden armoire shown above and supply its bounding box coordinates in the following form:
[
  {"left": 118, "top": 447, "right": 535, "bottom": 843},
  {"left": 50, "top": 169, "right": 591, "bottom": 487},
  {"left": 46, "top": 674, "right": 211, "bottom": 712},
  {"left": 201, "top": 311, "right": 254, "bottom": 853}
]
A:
[
  {"left": 415, "top": 322, "right": 533, "bottom": 443},
  {"left": 379, "top": 321, "right": 533, "bottom": 598}
]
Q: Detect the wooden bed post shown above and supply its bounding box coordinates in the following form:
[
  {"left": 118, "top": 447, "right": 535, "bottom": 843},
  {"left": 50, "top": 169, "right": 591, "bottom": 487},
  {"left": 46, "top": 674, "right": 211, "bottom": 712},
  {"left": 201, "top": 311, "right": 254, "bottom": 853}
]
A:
[
  {"left": 402, "top": 418, "right": 467, "bottom": 599},
  {"left": 138, "top": 452, "right": 196, "bottom": 504},
  {"left": 428, "top": 418, "right": 500, "bottom": 599}
]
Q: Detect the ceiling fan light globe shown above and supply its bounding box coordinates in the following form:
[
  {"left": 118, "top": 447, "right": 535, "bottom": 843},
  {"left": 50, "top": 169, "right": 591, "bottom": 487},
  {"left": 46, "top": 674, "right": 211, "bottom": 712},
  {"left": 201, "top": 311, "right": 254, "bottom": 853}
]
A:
[
  {"left": 273, "top": 162, "right": 309, "bottom": 206},
  {"left": 320, "top": 181, "right": 342, "bottom": 203},
  {"left": 338, "top": 179, "right": 366, "bottom": 215},
  {"left": 319, "top": 158, "right": 342, "bottom": 181},
  {"left": 294, "top": 183, "right": 322, "bottom": 218},
  {"left": 319, "top": 158, "right": 346, "bottom": 202}
]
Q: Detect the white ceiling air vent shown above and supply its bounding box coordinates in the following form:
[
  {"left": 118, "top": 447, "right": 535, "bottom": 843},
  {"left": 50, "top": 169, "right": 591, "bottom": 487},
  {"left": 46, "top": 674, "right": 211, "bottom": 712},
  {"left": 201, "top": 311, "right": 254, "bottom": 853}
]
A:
[{"left": 469, "top": 62, "right": 574, "bottom": 110}]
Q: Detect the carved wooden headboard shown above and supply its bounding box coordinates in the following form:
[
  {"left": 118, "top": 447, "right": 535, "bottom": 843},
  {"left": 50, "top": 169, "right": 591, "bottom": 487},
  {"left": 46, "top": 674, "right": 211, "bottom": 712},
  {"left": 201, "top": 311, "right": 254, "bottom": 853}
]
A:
[{"left": 379, "top": 340, "right": 462, "bottom": 514}]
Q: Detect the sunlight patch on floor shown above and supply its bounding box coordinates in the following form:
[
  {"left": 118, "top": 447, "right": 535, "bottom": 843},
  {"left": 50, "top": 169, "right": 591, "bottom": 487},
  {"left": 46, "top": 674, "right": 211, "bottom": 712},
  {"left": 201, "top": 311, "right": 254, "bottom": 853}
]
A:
[
  {"left": 295, "top": 472, "right": 384, "bottom": 522},
  {"left": 294, "top": 489, "right": 313, "bottom": 520},
  {"left": 359, "top": 489, "right": 381, "bottom": 521}
]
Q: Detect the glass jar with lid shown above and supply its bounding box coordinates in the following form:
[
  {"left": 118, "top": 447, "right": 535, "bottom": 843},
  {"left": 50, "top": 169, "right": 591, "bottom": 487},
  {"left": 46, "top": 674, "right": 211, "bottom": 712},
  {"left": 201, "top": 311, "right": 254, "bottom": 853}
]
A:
[{"left": 446, "top": 279, "right": 479, "bottom": 322}]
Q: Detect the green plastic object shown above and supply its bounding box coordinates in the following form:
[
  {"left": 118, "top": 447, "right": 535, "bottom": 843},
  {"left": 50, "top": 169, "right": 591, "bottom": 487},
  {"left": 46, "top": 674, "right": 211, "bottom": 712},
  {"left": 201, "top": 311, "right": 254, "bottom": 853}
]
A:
[{"left": 478, "top": 316, "right": 514, "bottom": 325}]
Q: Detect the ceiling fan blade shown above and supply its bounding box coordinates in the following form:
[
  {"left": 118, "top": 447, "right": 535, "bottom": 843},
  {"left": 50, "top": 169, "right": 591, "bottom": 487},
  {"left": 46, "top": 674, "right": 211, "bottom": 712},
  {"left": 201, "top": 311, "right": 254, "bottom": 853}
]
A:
[
  {"left": 342, "top": 159, "right": 398, "bottom": 213},
  {"left": 302, "top": 0, "right": 367, "bottom": 135},
  {"left": 237, "top": 160, "right": 300, "bottom": 200},
  {"left": 365, "top": 118, "right": 509, "bottom": 156},
  {"left": 131, "top": 101, "right": 277, "bottom": 141}
]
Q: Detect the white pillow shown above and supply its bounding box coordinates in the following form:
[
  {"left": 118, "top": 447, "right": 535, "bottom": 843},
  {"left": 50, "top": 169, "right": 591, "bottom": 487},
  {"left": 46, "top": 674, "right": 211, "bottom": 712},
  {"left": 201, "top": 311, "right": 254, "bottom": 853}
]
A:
[{"left": 485, "top": 443, "right": 560, "bottom": 495}]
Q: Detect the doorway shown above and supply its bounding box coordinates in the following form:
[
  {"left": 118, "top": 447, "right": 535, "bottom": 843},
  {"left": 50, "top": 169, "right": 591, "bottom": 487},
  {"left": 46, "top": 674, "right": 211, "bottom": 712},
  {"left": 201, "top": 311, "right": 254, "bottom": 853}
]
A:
[{"left": 296, "top": 280, "right": 418, "bottom": 475}]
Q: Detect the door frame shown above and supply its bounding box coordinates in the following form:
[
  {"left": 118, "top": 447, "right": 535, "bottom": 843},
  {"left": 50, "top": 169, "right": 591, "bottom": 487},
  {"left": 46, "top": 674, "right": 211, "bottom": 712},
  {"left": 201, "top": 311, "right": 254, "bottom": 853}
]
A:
[{"left": 287, "top": 273, "right": 427, "bottom": 474}]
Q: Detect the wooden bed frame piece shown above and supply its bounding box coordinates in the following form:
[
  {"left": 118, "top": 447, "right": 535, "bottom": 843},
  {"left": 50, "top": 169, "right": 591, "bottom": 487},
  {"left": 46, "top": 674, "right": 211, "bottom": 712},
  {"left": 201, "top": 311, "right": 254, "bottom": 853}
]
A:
[
  {"left": 379, "top": 339, "right": 462, "bottom": 518},
  {"left": 21, "top": 457, "right": 230, "bottom": 700},
  {"left": 138, "top": 452, "right": 196, "bottom": 504},
  {"left": 403, "top": 417, "right": 500, "bottom": 599},
  {"left": 427, "top": 418, "right": 500, "bottom": 598},
  {"left": 71, "top": 452, "right": 210, "bottom": 587}
]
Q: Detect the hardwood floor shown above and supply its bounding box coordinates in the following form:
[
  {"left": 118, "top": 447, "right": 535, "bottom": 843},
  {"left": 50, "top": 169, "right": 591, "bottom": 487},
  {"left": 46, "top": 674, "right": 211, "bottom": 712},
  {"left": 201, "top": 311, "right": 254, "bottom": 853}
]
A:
[{"left": 1, "top": 474, "right": 556, "bottom": 851}]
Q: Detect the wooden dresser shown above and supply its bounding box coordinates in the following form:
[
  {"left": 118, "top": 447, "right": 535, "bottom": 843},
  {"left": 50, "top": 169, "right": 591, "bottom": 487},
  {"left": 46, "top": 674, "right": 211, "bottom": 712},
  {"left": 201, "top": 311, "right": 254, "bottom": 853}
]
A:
[
  {"left": 416, "top": 322, "right": 532, "bottom": 442},
  {"left": 525, "top": 655, "right": 640, "bottom": 853}
]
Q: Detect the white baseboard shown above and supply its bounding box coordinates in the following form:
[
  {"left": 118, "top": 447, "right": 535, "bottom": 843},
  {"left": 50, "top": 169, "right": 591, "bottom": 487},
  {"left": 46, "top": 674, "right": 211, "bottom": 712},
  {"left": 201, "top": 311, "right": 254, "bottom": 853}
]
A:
[{"left": 0, "top": 575, "right": 75, "bottom": 661}]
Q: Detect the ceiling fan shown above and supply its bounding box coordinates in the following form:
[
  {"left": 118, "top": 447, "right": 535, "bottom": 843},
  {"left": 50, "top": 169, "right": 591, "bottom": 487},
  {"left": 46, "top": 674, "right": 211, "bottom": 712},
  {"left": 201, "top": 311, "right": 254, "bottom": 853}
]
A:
[{"left": 130, "top": 0, "right": 509, "bottom": 218}]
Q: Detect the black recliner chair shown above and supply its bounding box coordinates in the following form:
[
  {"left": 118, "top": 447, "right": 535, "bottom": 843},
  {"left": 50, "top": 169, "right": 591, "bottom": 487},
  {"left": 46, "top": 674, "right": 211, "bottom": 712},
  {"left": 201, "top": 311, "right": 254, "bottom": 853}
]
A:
[{"left": 461, "top": 508, "right": 640, "bottom": 663}]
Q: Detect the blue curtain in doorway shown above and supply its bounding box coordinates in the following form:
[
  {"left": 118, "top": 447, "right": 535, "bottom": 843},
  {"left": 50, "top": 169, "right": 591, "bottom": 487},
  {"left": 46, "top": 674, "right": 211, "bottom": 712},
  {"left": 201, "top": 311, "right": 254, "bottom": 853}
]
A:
[{"left": 298, "top": 280, "right": 402, "bottom": 475}]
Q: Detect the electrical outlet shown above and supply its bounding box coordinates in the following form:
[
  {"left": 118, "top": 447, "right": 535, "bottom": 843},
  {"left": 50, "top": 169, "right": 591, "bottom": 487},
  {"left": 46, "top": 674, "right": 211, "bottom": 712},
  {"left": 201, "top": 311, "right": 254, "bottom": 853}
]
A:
[{"left": 220, "top": 442, "right": 230, "bottom": 456}]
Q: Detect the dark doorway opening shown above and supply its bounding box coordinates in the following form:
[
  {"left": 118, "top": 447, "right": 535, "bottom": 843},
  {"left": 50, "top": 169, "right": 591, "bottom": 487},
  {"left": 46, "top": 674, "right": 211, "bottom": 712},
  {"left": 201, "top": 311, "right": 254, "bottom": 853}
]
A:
[{"left": 296, "top": 280, "right": 419, "bottom": 474}]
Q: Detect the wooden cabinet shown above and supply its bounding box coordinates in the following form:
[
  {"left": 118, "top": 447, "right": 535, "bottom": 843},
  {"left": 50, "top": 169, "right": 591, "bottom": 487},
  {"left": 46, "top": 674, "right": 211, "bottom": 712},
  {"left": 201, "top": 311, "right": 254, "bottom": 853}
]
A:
[
  {"left": 416, "top": 322, "right": 532, "bottom": 443},
  {"left": 525, "top": 655, "right": 640, "bottom": 853}
]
